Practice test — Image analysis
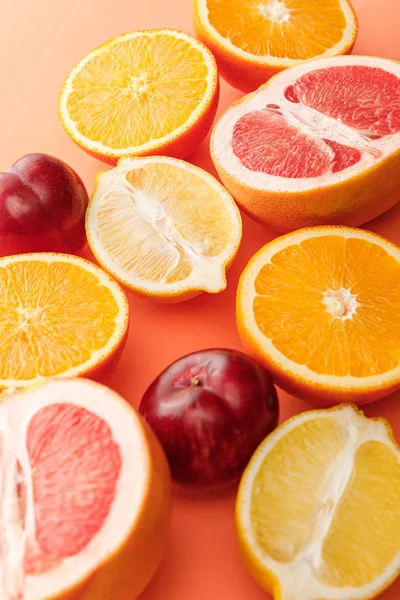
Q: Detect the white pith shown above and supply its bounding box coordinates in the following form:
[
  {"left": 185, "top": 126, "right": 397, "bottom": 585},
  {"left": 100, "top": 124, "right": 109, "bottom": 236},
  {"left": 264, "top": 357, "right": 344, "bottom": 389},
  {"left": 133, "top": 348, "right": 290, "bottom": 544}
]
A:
[
  {"left": 197, "top": 0, "right": 357, "bottom": 66},
  {"left": 0, "top": 254, "right": 128, "bottom": 388},
  {"left": 323, "top": 288, "right": 359, "bottom": 321},
  {"left": 238, "top": 405, "right": 400, "bottom": 600},
  {"left": 212, "top": 55, "right": 400, "bottom": 191},
  {"left": 59, "top": 30, "right": 217, "bottom": 156},
  {"left": 86, "top": 156, "right": 242, "bottom": 295},
  {"left": 0, "top": 379, "right": 150, "bottom": 600},
  {"left": 259, "top": 0, "right": 290, "bottom": 24},
  {"left": 239, "top": 227, "right": 400, "bottom": 392}
]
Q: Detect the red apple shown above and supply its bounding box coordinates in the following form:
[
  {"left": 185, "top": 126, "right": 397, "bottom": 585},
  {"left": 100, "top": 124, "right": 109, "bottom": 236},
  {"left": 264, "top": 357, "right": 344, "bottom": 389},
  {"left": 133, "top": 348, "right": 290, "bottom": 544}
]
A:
[
  {"left": 0, "top": 153, "right": 89, "bottom": 256},
  {"left": 139, "top": 349, "right": 279, "bottom": 489}
]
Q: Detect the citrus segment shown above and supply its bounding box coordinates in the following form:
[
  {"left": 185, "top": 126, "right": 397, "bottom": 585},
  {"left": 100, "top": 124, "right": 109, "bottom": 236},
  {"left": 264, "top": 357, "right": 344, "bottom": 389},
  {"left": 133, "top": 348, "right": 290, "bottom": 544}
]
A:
[
  {"left": 59, "top": 30, "right": 219, "bottom": 163},
  {"left": 237, "top": 226, "right": 400, "bottom": 404},
  {"left": 86, "top": 156, "right": 242, "bottom": 300},
  {"left": 237, "top": 405, "right": 400, "bottom": 600},
  {"left": 232, "top": 65, "right": 400, "bottom": 178},
  {"left": 194, "top": 0, "right": 357, "bottom": 91},
  {"left": 0, "top": 254, "right": 129, "bottom": 388},
  {"left": 0, "top": 378, "right": 171, "bottom": 600},
  {"left": 211, "top": 56, "right": 400, "bottom": 231},
  {"left": 283, "top": 65, "right": 400, "bottom": 137}
]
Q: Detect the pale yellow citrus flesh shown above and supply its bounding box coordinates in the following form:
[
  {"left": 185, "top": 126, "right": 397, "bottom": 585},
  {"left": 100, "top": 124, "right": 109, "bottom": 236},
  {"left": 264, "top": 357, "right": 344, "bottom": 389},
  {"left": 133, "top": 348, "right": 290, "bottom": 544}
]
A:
[
  {"left": 250, "top": 418, "right": 347, "bottom": 564},
  {"left": 87, "top": 158, "right": 242, "bottom": 297},
  {"left": 238, "top": 407, "right": 400, "bottom": 599},
  {"left": 205, "top": 0, "right": 348, "bottom": 59},
  {"left": 63, "top": 31, "right": 212, "bottom": 151},
  {"left": 252, "top": 235, "right": 400, "bottom": 378},
  {"left": 320, "top": 440, "right": 400, "bottom": 587},
  {"left": 0, "top": 256, "right": 127, "bottom": 383}
]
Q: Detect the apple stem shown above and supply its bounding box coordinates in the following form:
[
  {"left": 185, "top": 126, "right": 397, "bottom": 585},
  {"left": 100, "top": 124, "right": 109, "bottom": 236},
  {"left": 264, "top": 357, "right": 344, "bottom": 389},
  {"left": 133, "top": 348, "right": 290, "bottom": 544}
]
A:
[{"left": 190, "top": 376, "right": 201, "bottom": 387}]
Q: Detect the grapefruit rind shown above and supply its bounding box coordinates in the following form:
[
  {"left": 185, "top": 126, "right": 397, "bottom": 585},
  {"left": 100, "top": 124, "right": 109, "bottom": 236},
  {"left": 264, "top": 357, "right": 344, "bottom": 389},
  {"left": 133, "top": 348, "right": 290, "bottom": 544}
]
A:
[{"left": 236, "top": 404, "right": 400, "bottom": 600}]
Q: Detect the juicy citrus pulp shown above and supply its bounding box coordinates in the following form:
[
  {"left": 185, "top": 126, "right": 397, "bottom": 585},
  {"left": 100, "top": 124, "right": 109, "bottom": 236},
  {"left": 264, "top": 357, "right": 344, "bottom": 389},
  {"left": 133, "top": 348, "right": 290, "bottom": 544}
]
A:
[
  {"left": 237, "top": 226, "right": 400, "bottom": 404},
  {"left": 59, "top": 30, "right": 219, "bottom": 162},
  {"left": 211, "top": 55, "right": 400, "bottom": 231},
  {"left": 0, "top": 253, "right": 129, "bottom": 387},
  {"left": 86, "top": 156, "right": 242, "bottom": 300},
  {"left": 231, "top": 64, "right": 400, "bottom": 178},
  {"left": 237, "top": 405, "right": 400, "bottom": 600},
  {"left": 194, "top": 0, "right": 357, "bottom": 90},
  {"left": 205, "top": 0, "right": 352, "bottom": 59},
  {"left": 0, "top": 378, "right": 171, "bottom": 600}
]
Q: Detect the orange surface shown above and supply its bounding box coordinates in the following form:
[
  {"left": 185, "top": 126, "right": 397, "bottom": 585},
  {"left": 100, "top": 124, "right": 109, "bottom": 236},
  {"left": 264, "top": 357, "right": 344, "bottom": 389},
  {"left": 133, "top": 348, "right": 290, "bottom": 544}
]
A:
[{"left": 0, "top": 1, "right": 399, "bottom": 599}]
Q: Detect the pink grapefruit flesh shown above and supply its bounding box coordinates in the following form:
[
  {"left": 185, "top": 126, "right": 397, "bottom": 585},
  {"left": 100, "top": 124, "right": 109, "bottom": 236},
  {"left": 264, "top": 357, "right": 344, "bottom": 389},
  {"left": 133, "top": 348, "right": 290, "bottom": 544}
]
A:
[
  {"left": 0, "top": 378, "right": 171, "bottom": 600},
  {"left": 211, "top": 56, "right": 400, "bottom": 231},
  {"left": 232, "top": 65, "right": 400, "bottom": 179},
  {"left": 27, "top": 404, "right": 122, "bottom": 566}
]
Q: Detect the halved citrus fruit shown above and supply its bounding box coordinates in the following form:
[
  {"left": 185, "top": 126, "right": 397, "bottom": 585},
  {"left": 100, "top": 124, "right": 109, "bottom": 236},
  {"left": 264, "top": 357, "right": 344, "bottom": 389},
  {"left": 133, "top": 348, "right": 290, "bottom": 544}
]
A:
[
  {"left": 86, "top": 156, "right": 242, "bottom": 301},
  {"left": 236, "top": 404, "right": 400, "bottom": 600},
  {"left": 194, "top": 0, "right": 358, "bottom": 91},
  {"left": 0, "top": 377, "right": 171, "bottom": 600},
  {"left": 237, "top": 226, "right": 400, "bottom": 405},
  {"left": 0, "top": 253, "right": 129, "bottom": 388},
  {"left": 59, "top": 29, "right": 219, "bottom": 164},
  {"left": 211, "top": 55, "right": 400, "bottom": 232}
]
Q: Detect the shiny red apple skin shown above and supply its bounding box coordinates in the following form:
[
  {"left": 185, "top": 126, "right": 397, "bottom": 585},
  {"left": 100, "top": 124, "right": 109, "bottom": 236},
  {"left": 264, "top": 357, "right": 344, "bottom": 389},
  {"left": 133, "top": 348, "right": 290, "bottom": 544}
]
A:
[
  {"left": 139, "top": 349, "right": 279, "bottom": 489},
  {"left": 0, "top": 153, "right": 89, "bottom": 256}
]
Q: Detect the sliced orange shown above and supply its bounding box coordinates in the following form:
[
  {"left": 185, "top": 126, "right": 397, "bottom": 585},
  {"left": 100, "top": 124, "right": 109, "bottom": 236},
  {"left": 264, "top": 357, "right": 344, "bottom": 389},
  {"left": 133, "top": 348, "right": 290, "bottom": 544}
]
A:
[
  {"left": 236, "top": 404, "right": 400, "bottom": 600},
  {"left": 59, "top": 30, "right": 219, "bottom": 164},
  {"left": 0, "top": 253, "right": 129, "bottom": 388},
  {"left": 86, "top": 156, "right": 242, "bottom": 301},
  {"left": 237, "top": 226, "right": 400, "bottom": 405},
  {"left": 194, "top": 0, "right": 358, "bottom": 91}
]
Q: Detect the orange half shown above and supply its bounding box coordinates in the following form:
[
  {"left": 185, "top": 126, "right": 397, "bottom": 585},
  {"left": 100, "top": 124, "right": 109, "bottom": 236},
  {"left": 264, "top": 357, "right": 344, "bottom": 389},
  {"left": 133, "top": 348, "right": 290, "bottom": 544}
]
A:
[
  {"left": 59, "top": 29, "right": 219, "bottom": 163},
  {"left": 237, "top": 226, "right": 400, "bottom": 405},
  {"left": 0, "top": 253, "right": 129, "bottom": 388},
  {"left": 194, "top": 0, "right": 358, "bottom": 91}
]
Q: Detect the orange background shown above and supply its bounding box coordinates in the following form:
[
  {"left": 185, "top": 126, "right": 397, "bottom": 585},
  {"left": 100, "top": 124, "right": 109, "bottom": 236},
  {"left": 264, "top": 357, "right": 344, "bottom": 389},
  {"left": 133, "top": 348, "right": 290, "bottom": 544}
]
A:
[{"left": 1, "top": 0, "right": 400, "bottom": 598}]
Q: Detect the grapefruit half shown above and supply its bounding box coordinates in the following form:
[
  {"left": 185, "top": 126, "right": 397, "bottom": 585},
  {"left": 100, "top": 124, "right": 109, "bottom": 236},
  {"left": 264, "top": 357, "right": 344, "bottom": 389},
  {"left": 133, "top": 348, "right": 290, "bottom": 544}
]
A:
[
  {"left": 0, "top": 377, "right": 171, "bottom": 600},
  {"left": 211, "top": 55, "right": 400, "bottom": 232}
]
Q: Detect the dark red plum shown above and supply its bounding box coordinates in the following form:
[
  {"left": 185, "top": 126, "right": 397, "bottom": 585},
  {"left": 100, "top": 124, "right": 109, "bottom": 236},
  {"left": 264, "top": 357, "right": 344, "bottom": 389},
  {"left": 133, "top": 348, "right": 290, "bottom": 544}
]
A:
[
  {"left": 0, "top": 153, "right": 88, "bottom": 256},
  {"left": 139, "top": 349, "right": 279, "bottom": 489}
]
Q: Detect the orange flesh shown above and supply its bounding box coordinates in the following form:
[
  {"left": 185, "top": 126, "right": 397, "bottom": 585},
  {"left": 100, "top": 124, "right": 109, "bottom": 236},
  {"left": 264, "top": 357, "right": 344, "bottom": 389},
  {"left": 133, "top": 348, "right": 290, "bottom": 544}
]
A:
[
  {"left": 253, "top": 236, "right": 400, "bottom": 376},
  {"left": 66, "top": 34, "right": 209, "bottom": 148},
  {"left": 0, "top": 260, "right": 120, "bottom": 380},
  {"left": 94, "top": 163, "right": 234, "bottom": 284},
  {"left": 206, "top": 0, "right": 346, "bottom": 59}
]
